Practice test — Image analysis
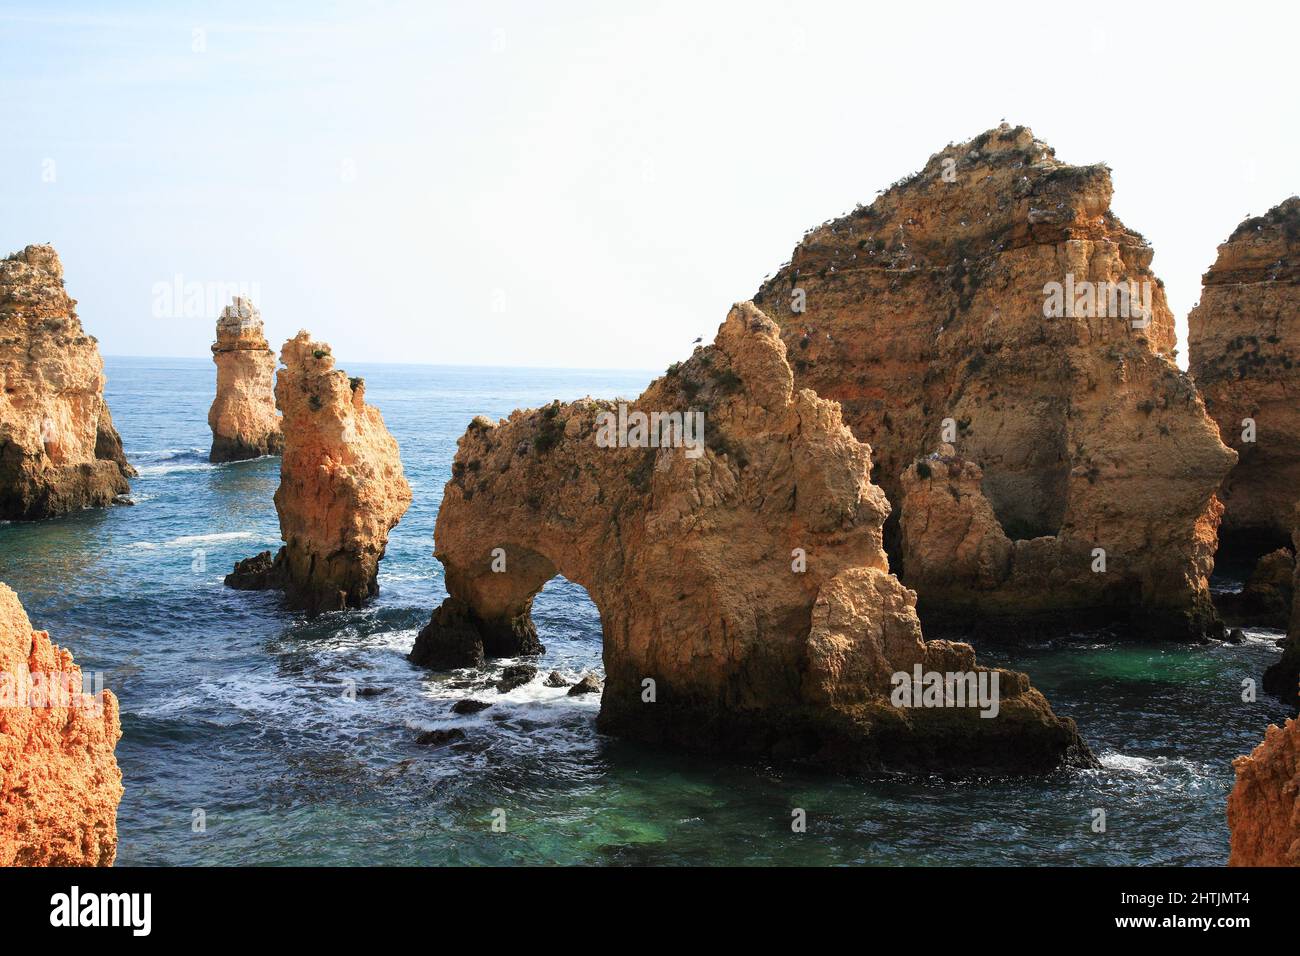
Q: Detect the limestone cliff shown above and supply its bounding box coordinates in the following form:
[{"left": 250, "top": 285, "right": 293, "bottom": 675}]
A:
[
  {"left": 0, "top": 245, "right": 135, "bottom": 520},
  {"left": 752, "top": 124, "right": 1235, "bottom": 640},
  {"left": 1228, "top": 717, "right": 1300, "bottom": 866},
  {"left": 225, "top": 331, "right": 411, "bottom": 612},
  {"left": 1263, "top": 503, "right": 1300, "bottom": 712},
  {"left": 1189, "top": 197, "right": 1300, "bottom": 542},
  {"left": 0, "top": 583, "right": 121, "bottom": 866},
  {"left": 208, "top": 297, "right": 283, "bottom": 462},
  {"left": 412, "top": 303, "right": 1094, "bottom": 774}
]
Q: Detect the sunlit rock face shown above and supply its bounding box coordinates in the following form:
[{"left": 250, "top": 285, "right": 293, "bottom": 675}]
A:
[
  {"left": 1228, "top": 716, "right": 1300, "bottom": 866},
  {"left": 0, "top": 583, "right": 122, "bottom": 866},
  {"left": 0, "top": 245, "right": 135, "bottom": 520},
  {"left": 224, "top": 331, "right": 412, "bottom": 613},
  {"left": 208, "top": 297, "right": 283, "bottom": 463},
  {"left": 1189, "top": 197, "right": 1300, "bottom": 543},
  {"left": 752, "top": 124, "right": 1234, "bottom": 640},
  {"left": 413, "top": 303, "right": 1095, "bottom": 775}
]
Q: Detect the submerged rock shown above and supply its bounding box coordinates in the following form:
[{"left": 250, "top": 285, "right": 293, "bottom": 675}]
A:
[
  {"left": 413, "top": 302, "right": 1094, "bottom": 775},
  {"left": 415, "top": 728, "right": 465, "bottom": 747},
  {"left": 450, "top": 698, "right": 491, "bottom": 715},
  {"left": 567, "top": 673, "right": 603, "bottom": 697},
  {"left": 1228, "top": 717, "right": 1300, "bottom": 866},
  {"left": 543, "top": 670, "right": 570, "bottom": 688},
  {"left": 226, "top": 332, "right": 412, "bottom": 613},
  {"left": 0, "top": 245, "right": 136, "bottom": 520},
  {"left": 496, "top": 664, "right": 537, "bottom": 692},
  {"left": 753, "top": 125, "right": 1235, "bottom": 641},
  {"left": 1189, "top": 198, "right": 1300, "bottom": 542},
  {"left": 208, "top": 297, "right": 284, "bottom": 463},
  {"left": 0, "top": 583, "right": 121, "bottom": 865}
]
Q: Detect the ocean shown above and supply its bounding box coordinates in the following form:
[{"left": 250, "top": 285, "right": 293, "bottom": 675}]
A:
[{"left": 0, "top": 356, "right": 1288, "bottom": 865}]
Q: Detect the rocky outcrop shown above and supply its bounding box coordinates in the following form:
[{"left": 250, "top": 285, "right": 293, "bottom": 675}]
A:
[
  {"left": 412, "top": 303, "right": 1094, "bottom": 774},
  {"left": 208, "top": 297, "right": 283, "bottom": 462},
  {"left": 1263, "top": 504, "right": 1300, "bottom": 712},
  {"left": 1228, "top": 717, "right": 1300, "bottom": 866},
  {"left": 753, "top": 125, "right": 1235, "bottom": 641},
  {"left": 1218, "top": 545, "right": 1294, "bottom": 630},
  {"left": 0, "top": 245, "right": 135, "bottom": 520},
  {"left": 0, "top": 583, "right": 121, "bottom": 866},
  {"left": 225, "top": 332, "right": 411, "bottom": 612},
  {"left": 1189, "top": 198, "right": 1300, "bottom": 542}
]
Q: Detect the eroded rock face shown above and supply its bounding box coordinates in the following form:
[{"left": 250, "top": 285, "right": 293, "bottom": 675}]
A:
[
  {"left": 753, "top": 125, "right": 1235, "bottom": 640},
  {"left": 1189, "top": 198, "right": 1300, "bottom": 542},
  {"left": 1228, "top": 717, "right": 1300, "bottom": 866},
  {"left": 208, "top": 297, "right": 283, "bottom": 462},
  {"left": 413, "top": 303, "right": 1094, "bottom": 774},
  {"left": 1263, "top": 504, "right": 1300, "bottom": 713},
  {"left": 0, "top": 583, "right": 121, "bottom": 866},
  {"left": 0, "top": 245, "right": 135, "bottom": 520},
  {"left": 226, "top": 332, "right": 411, "bottom": 612}
]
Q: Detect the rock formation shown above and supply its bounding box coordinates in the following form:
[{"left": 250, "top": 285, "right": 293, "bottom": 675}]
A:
[
  {"left": 1227, "top": 716, "right": 1300, "bottom": 866},
  {"left": 225, "top": 331, "right": 412, "bottom": 612},
  {"left": 0, "top": 583, "right": 121, "bottom": 866},
  {"left": 208, "top": 297, "right": 283, "bottom": 462},
  {"left": 1218, "top": 545, "right": 1294, "bottom": 630},
  {"left": 0, "top": 245, "right": 135, "bottom": 520},
  {"left": 751, "top": 124, "right": 1235, "bottom": 640},
  {"left": 411, "top": 303, "right": 1094, "bottom": 774},
  {"left": 1263, "top": 503, "right": 1300, "bottom": 713},
  {"left": 1189, "top": 197, "right": 1300, "bottom": 544}
]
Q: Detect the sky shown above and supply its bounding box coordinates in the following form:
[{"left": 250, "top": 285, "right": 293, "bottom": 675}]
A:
[{"left": 1, "top": 0, "right": 1296, "bottom": 370}]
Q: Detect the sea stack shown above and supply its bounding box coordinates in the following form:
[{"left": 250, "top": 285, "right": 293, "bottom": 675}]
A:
[
  {"left": 753, "top": 124, "right": 1235, "bottom": 640},
  {"left": 208, "top": 296, "right": 283, "bottom": 462},
  {"left": 0, "top": 583, "right": 122, "bottom": 866},
  {"left": 1227, "top": 716, "right": 1300, "bottom": 866},
  {"left": 225, "top": 331, "right": 412, "bottom": 612},
  {"left": 0, "top": 245, "right": 135, "bottom": 520},
  {"left": 412, "top": 303, "right": 1094, "bottom": 775},
  {"left": 1189, "top": 197, "right": 1300, "bottom": 544}
]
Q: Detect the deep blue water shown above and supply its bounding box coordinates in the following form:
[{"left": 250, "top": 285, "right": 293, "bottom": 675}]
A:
[{"left": 0, "top": 356, "right": 1288, "bottom": 865}]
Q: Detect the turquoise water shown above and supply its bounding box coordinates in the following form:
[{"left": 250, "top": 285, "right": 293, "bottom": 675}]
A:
[{"left": 0, "top": 356, "right": 1288, "bottom": 866}]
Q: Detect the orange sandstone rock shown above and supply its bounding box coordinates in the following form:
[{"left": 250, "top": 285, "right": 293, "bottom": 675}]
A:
[
  {"left": 1189, "top": 197, "right": 1300, "bottom": 541},
  {"left": 0, "top": 583, "right": 121, "bottom": 866},
  {"left": 208, "top": 297, "right": 283, "bottom": 462},
  {"left": 226, "top": 332, "right": 412, "bottom": 612},
  {"left": 753, "top": 124, "right": 1235, "bottom": 640},
  {"left": 1228, "top": 717, "right": 1300, "bottom": 866},
  {"left": 0, "top": 245, "right": 135, "bottom": 520},
  {"left": 413, "top": 303, "right": 1094, "bottom": 774}
]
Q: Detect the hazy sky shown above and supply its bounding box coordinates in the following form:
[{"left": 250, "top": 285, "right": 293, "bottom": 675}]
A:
[{"left": 2, "top": 1, "right": 1296, "bottom": 370}]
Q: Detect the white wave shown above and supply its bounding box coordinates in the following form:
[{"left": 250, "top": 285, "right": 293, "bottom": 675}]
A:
[{"left": 131, "top": 531, "right": 277, "bottom": 550}]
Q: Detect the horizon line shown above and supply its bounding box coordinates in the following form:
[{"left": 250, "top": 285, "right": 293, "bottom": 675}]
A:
[{"left": 103, "top": 353, "right": 662, "bottom": 375}]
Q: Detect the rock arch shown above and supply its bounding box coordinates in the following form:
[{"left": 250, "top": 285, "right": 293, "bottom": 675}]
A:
[{"left": 412, "top": 303, "right": 1095, "bottom": 774}]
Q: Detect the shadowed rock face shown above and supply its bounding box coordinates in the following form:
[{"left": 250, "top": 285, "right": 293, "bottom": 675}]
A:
[
  {"left": 412, "top": 303, "right": 1094, "bottom": 774},
  {"left": 1228, "top": 716, "right": 1300, "bottom": 866},
  {"left": 1263, "top": 504, "right": 1300, "bottom": 714},
  {"left": 208, "top": 297, "right": 284, "bottom": 463},
  {"left": 1189, "top": 197, "right": 1300, "bottom": 542},
  {"left": 0, "top": 245, "right": 136, "bottom": 520},
  {"left": 0, "top": 583, "right": 121, "bottom": 866},
  {"left": 752, "top": 124, "right": 1235, "bottom": 641},
  {"left": 224, "top": 332, "right": 412, "bottom": 613}
]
